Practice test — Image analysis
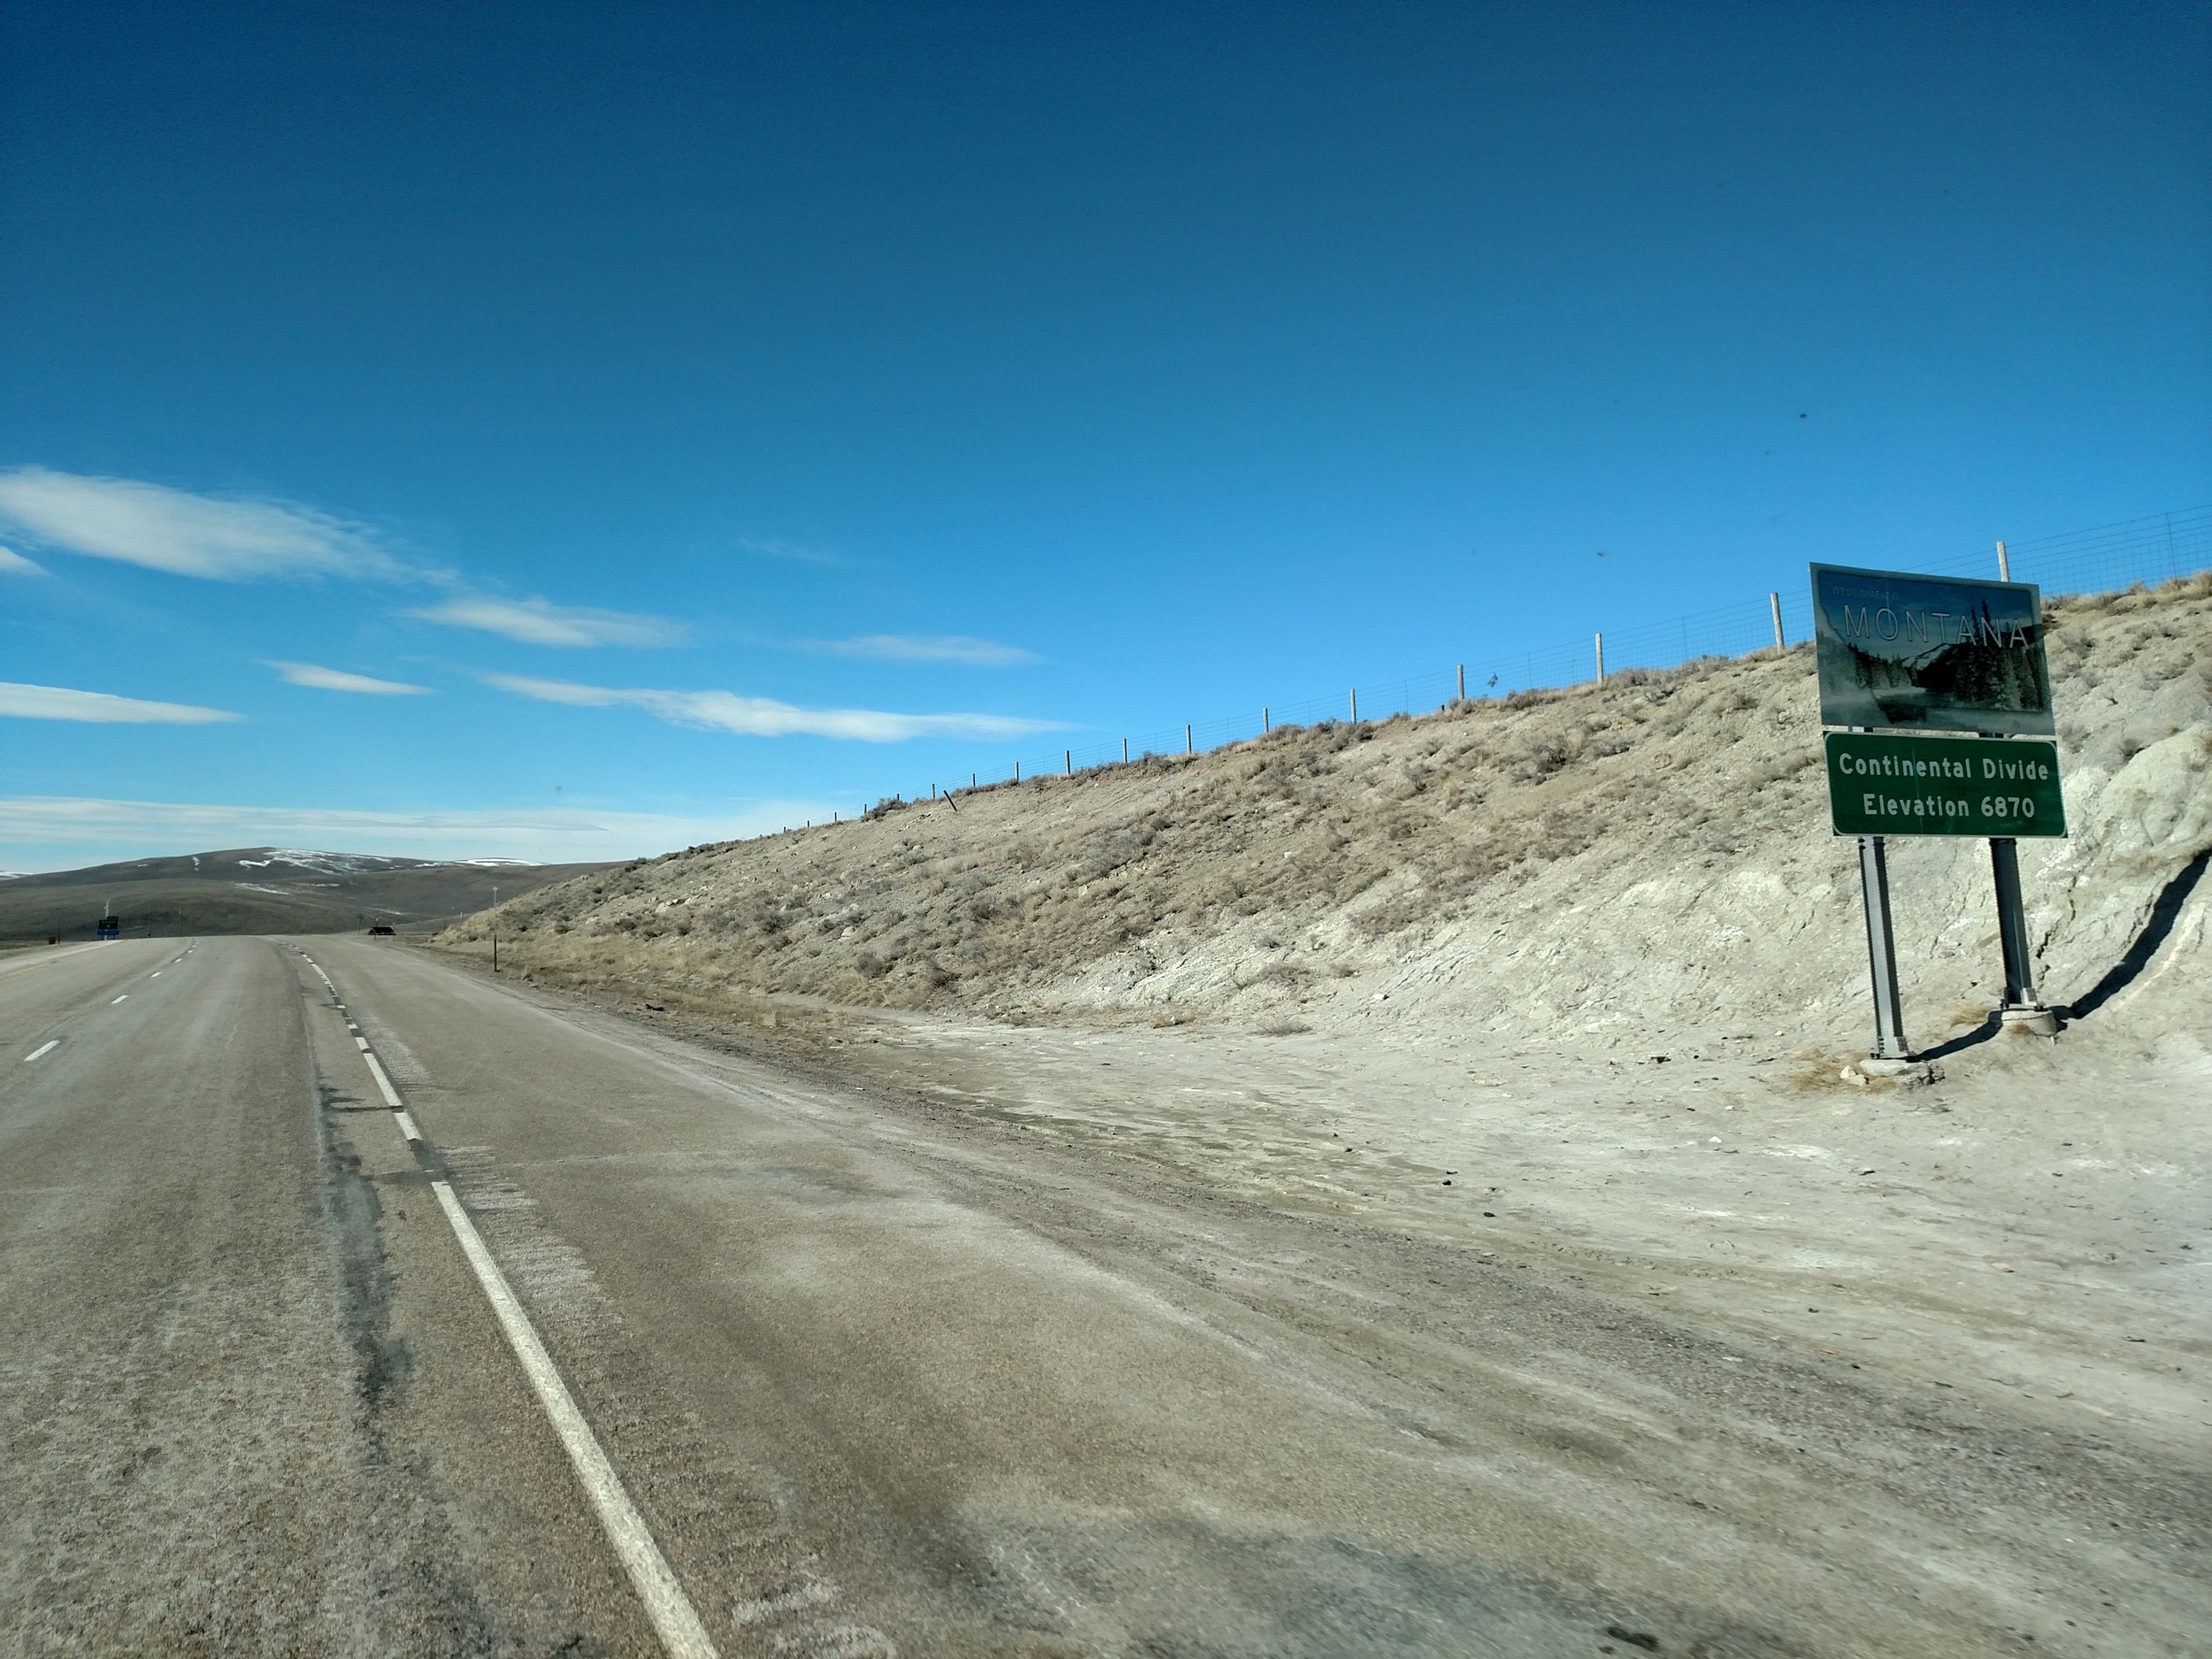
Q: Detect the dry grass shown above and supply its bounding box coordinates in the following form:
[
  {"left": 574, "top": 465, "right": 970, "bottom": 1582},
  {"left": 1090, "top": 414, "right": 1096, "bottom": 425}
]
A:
[{"left": 458, "top": 649, "right": 1827, "bottom": 998}]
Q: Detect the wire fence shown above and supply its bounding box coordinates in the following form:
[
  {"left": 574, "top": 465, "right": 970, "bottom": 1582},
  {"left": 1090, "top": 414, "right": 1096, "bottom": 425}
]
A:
[{"left": 857, "top": 504, "right": 2208, "bottom": 814}]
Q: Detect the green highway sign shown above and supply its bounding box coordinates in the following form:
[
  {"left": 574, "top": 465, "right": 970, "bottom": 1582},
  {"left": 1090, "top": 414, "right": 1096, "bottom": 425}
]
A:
[{"left": 1824, "top": 733, "right": 2066, "bottom": 838}]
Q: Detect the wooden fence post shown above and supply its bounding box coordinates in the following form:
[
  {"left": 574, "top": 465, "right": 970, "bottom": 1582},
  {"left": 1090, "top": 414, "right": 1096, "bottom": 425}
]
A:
[
  {"left": 1770, "top": 592, "right": 1785, "bottom": 653},
  {"left": 1185, "top": 724, "right": 1193, "bottom": 755},
  {"left": 1064, "top": 749, "right": 1071, "bottom": 777},
  {"left": 1594, "top": 633, "right": 1605, "bottom": 684},
  {"left": 1348, "top": 688, "right": 1357, "bottom": 722},
  {"left": 1456, "top": 664, "right": 1464, "bottom": 702}
]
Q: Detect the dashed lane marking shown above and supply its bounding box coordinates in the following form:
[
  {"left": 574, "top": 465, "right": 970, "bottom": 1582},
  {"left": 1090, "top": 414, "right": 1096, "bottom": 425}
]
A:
[
  {"left": 24, "top": 1041, "right": 59, "bottom": 1063},
  {"left": 110, "top": 995, "right": 127, "bottom": 1005},
  {"left": 297, "top": 950, "right": 719, "bottom": 1659}
]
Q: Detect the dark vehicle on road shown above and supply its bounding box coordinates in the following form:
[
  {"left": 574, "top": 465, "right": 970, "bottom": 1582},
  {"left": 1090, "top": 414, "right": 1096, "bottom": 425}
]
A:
[{"left": 366, "top": 923, "right": 396, "bottom": 935}]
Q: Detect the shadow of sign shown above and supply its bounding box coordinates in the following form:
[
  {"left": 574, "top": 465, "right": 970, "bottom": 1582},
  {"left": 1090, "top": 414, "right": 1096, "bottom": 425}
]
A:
[
  {"left": 1916, "top": 849, "right": 2207, "bottom": 1059},
  {"left": 1916, "top": 1014, "right": 2006, "bottom": 1063},
  {"left": 2062, "top": 849, "right": 2211, "bottom": 1022},
  {"left": 1812, "top": 565, "right": 2054, "bottom": 736}
]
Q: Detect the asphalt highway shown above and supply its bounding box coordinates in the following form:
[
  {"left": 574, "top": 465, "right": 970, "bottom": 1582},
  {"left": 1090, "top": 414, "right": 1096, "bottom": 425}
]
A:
[{"left": 2, "top": 937, "right": 2199, "bottom": 1656}]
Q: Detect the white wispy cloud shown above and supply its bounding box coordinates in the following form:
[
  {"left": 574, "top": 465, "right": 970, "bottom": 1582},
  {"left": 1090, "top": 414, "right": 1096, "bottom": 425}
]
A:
[
  {"left": 0, "top": 681, "right": 242, "bottom": 724},
  {"left": 815, "top": 634, "right": 1041, "bottom": 666},
  {"left": 0, "top": 466, "right": 403, "bottom": 580},
  {"left": 0, "top": 471, "right": 715, "bottom": 664},
  {"left": 0, "top": 796, "right": 821, "bottom": 870},
  {"left": 739, "top": 534, "right": 841, "bottom": 566},
  {"left": 409, "top": 595, "right": 687, "bottom": 648},
  {"left": 265, "top": 661, "right": 433, "bottom": 696},
  {"left": 483, "top": 673, "right": 1062, "bottom": 742}
]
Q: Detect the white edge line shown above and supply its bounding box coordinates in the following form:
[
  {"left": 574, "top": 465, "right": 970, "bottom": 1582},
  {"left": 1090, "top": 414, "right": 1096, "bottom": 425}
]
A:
[
  {"left": 25, "top": 1040, "right": 59, "bottom": 1063},
  {"left": 430, "top": 1179, "right": 718, "bottom": 1659},
  {"left": 310, "top": 943, "right": 714, "bottom": 1655},
  {"left": 360, "top": 1050, "right": 404, "bottom": 1108}
]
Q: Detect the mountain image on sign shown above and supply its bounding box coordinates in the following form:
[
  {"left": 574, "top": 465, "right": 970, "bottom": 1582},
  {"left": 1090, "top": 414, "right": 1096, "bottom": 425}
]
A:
[{"left": 1810, "top": 564, "right": 2055, "bottom": 735}]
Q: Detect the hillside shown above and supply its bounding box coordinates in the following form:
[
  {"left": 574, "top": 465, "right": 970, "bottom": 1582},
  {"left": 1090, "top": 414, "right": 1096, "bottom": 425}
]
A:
[
  {"left": 0, "top": 848, "right": 616, "bottom": 943},
  {"left": 449, "top": 573, "right": 2211, "bottom": 1057}
]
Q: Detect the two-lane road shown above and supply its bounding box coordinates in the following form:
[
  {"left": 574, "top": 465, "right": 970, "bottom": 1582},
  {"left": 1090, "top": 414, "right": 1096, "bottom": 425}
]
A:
[{"left": 4, "top": 936, "right": 2200, "bottom": 1656}]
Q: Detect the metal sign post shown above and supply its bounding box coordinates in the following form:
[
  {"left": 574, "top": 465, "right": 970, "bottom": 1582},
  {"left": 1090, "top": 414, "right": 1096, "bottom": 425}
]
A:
[
  {"left": 1988, "top": 838, "right": 2056, "bottom": 1033},
  {"left": 1857, "top": 834, "right": 1911, "bottom": 1059}
]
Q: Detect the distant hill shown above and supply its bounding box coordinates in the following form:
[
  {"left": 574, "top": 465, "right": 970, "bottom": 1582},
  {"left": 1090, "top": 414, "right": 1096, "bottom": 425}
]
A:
[{"left": 0, "top": 848, "right": 618, "bottom": 942}]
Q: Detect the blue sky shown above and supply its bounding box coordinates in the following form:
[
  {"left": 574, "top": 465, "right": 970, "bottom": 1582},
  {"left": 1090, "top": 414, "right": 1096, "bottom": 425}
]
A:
[{"left": 3, "top": 0, "right": 2206, "bottom": 871}]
